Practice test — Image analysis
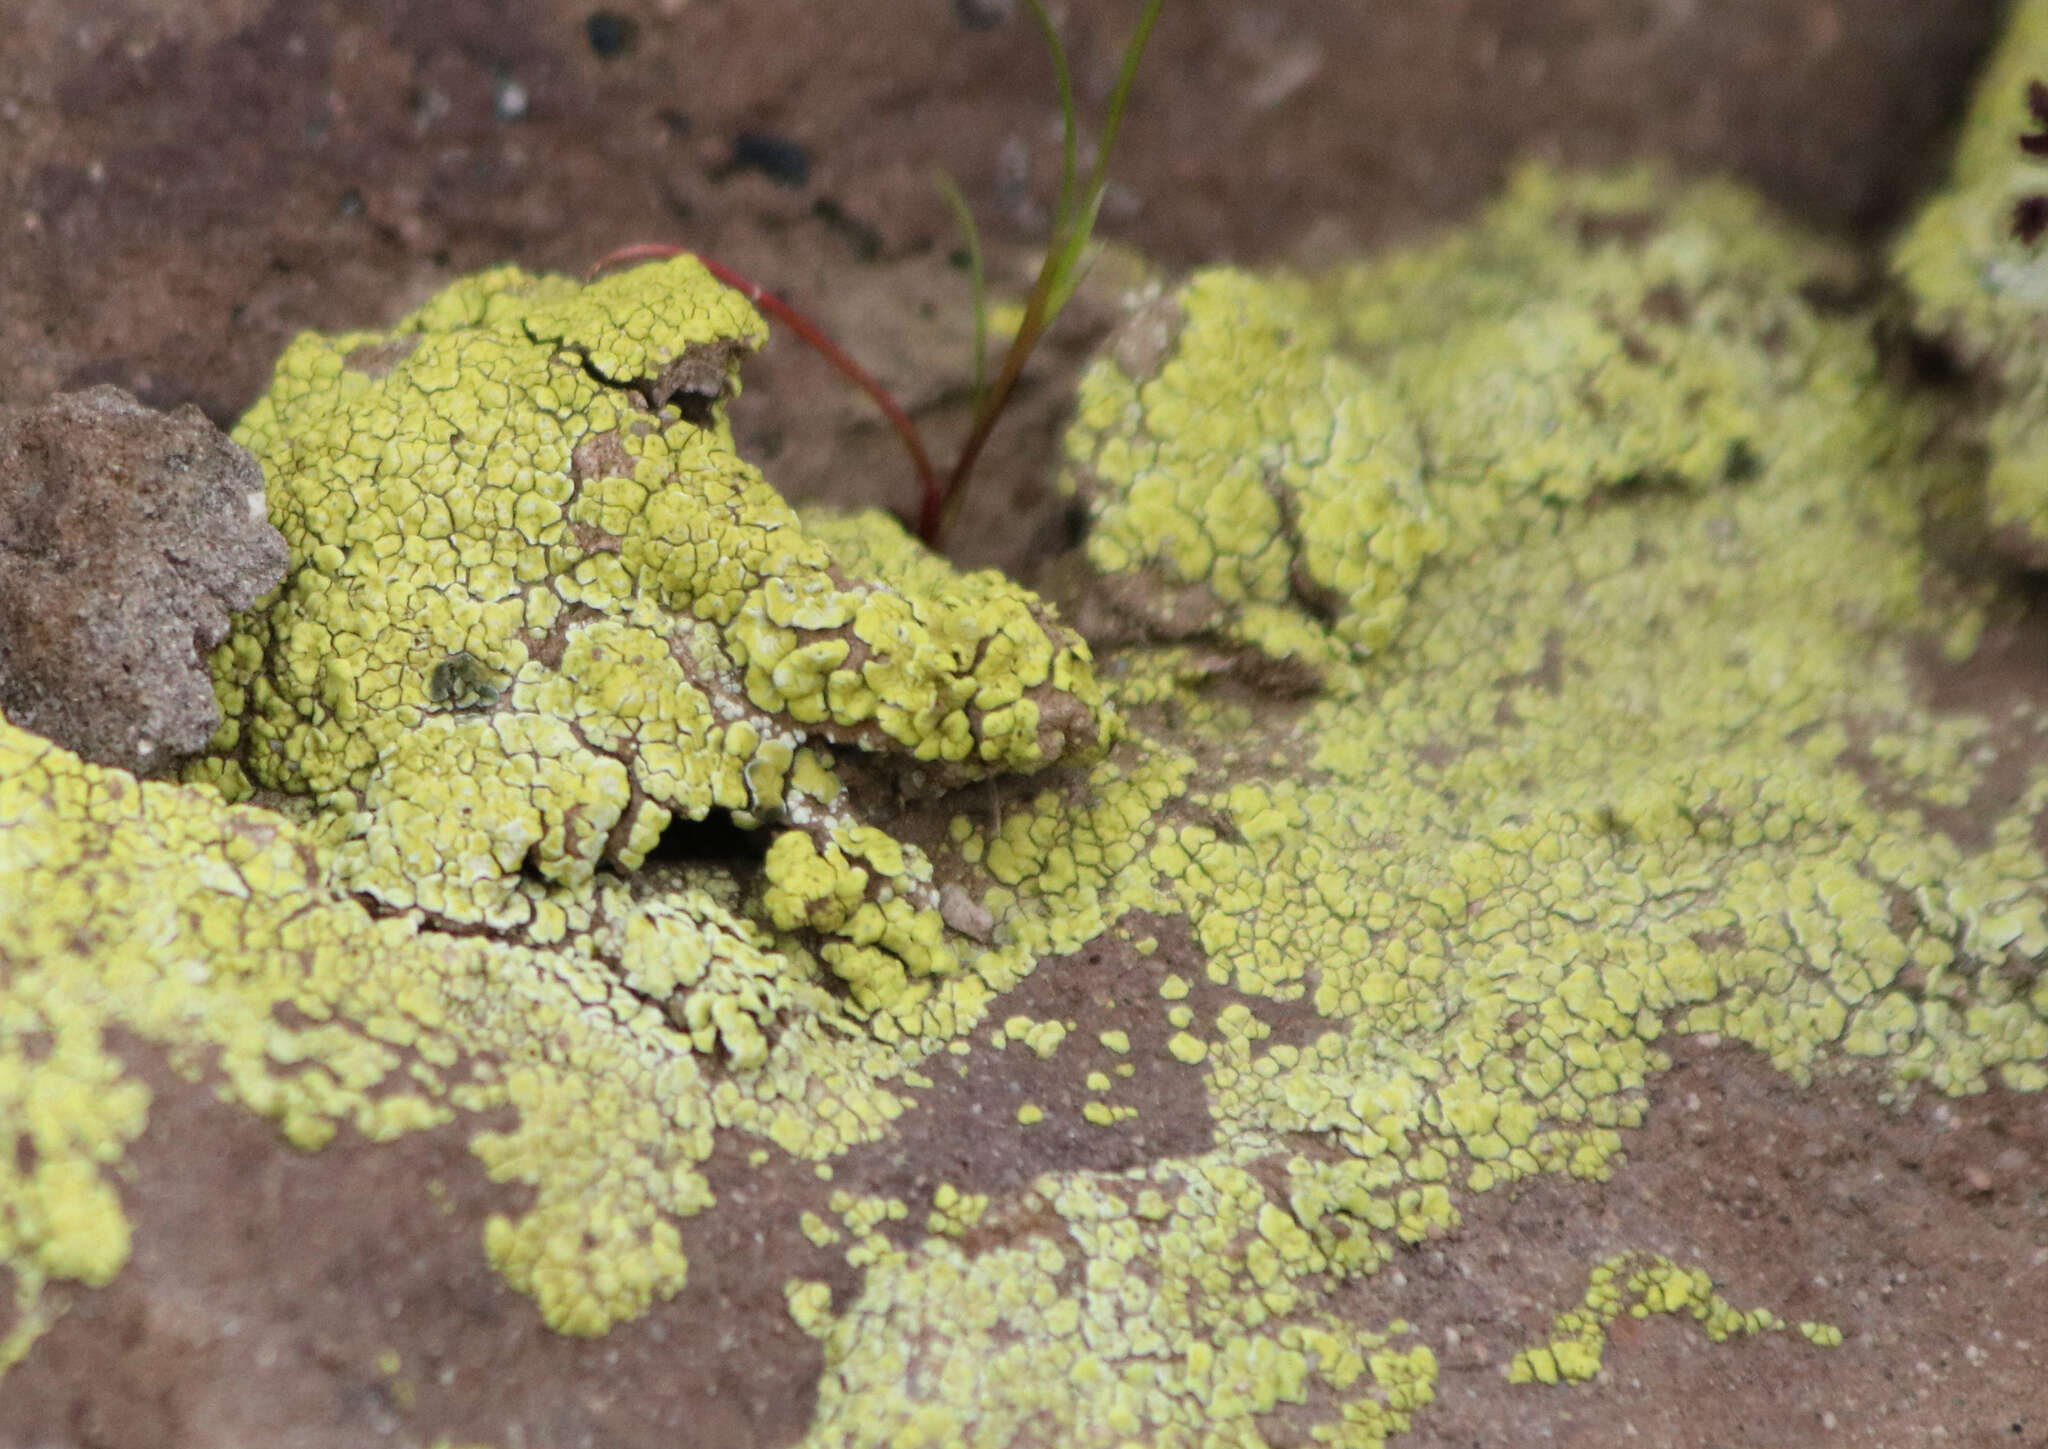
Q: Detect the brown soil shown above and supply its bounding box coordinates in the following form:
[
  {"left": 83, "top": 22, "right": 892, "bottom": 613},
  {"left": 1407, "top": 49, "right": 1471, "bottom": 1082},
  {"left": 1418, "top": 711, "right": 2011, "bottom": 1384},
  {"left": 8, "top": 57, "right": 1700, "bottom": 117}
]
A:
[{"left": 5, "top": 3, "right": 2045, "bottom": 1447}]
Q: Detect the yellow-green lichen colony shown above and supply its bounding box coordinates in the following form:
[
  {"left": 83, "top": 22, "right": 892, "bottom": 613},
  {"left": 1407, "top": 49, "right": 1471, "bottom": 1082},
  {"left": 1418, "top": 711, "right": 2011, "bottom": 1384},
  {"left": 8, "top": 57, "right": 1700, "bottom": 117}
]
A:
[
  {"left": 794, "top": 1165, "right": 1439, "bottom": 1448},
  {"left": 0, "top": 254, "right": 1118, "bottom": 1362},
  {"left": 205, "top": 253, "right": 1113, "bottom": 1027},
  {"left": 787, "top": 165, "right": 2044, "bottom": 1442},
  {"left": 2, "top": 138, "right": 2046, "bottom": 1447}
]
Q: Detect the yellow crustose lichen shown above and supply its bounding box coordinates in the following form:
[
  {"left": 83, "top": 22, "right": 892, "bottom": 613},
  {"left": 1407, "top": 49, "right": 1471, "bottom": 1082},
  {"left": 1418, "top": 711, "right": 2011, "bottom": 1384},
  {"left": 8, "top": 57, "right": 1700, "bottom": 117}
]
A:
[
  {"left": 218, "top": 252, "right": 1126, "bottom": 1065},
  {"left": 1896, "top": 0, "right": 2048, "bottom": 559},
  {"left": 2, "top": 151, "right": 2046, "bottom": 1448},
  {"left": 204, "top": 255, "right": 1111, "bottom": 1002},
  {"left": 1, "top": 254, "right": 1114, "bottom": 1360}
]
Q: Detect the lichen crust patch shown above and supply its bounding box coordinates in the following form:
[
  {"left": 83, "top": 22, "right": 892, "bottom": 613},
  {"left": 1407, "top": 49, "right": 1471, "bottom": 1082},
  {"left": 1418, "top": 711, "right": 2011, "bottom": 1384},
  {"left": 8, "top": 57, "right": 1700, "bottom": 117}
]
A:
[
  {"left": 1506, "top": 1253, "right": 1837, "bottom": 1386},
  {"left": 3, "top": 252, "right": 1121, "bottom": 1359},
  {"left": 744, "top": 167, "right": 2047, "bottom": 1447}
]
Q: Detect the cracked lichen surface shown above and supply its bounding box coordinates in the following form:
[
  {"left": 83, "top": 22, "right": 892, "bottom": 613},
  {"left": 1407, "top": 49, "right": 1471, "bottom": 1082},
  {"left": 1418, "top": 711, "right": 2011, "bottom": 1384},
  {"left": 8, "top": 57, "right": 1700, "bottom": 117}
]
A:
[
  {"left": 207, "top": 252, "right": 1116, "bottom": 1051},
  {"left": 1895, "top": 0, "right": 2048, "bottom": 560},
  {"left": 4, "top": 161, "right": 2048, "bottom": 1445},
  {"left": 1064, "top": 268, "right": 1445, "bottom": 673},
  {"left": 5, "top": 253, "right": 1115, "bottom": 1356},
  {"left": 793, "top": 1165, "right": 1439, "bottom": 1447}
]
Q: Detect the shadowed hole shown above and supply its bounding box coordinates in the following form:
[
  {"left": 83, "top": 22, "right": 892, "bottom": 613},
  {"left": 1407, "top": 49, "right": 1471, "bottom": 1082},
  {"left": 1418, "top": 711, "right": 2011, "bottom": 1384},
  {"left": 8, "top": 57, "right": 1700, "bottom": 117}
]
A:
[{"left": 642, "top": 808, "right": 774, "bottom": 868}]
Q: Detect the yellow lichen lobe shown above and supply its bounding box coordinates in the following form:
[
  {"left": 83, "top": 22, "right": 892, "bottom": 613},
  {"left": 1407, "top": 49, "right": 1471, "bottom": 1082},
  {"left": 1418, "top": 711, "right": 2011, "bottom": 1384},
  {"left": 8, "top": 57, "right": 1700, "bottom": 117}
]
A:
[
  {"left": 1507, "top": 1253, "right": 1830, "bottom": 1386},
  {"left": 1066, "top": 268, "right": 1444, "bottom": 673}
]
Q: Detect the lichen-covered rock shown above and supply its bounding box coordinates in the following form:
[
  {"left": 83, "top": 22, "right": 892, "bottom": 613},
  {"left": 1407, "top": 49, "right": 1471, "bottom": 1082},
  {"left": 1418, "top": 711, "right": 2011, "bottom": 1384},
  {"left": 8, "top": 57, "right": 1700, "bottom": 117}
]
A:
[
  {"left": 1894, "top": 0, "right": 2048, "bottom": 566},
  {"left": 197, "top": 254, "right": 1114, "bottom": 1024},
  {"left": 0, "top": 256, "right": 1119, "bottom": 1362},
  {"left": 0, "top": 385, "right": 285, "bottom": 776},
  {"left": 5, "top": 167, "right": 2048, "bottom": 1446}
]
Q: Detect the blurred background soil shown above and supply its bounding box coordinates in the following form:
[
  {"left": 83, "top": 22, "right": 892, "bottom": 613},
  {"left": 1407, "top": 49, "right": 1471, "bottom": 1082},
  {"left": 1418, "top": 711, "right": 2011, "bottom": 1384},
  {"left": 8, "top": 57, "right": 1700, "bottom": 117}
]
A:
[
  {"left": 0, "top": 0, "right": 2008, "bottom": 571},
  {"left": 5, "top": 4, "right": 2046, "bottom": 1448}
]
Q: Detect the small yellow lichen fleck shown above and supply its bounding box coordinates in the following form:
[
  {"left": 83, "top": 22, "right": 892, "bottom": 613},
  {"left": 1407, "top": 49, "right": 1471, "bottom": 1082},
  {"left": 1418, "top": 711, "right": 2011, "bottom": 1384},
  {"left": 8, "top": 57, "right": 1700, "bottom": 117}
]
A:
[
  {"left": 785, "top": 1278, "right": 836, "bottom": 1337},
  {"left": 927, "top": 1183, "right": 991, "bottom": 1237}
]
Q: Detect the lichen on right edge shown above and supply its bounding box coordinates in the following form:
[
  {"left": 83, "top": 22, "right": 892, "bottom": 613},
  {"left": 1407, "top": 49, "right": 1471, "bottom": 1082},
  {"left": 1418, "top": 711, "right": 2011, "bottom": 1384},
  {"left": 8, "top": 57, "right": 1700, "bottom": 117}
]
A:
[{"left": 1895, "top": 0, "right": 2048, "bottom": 563}]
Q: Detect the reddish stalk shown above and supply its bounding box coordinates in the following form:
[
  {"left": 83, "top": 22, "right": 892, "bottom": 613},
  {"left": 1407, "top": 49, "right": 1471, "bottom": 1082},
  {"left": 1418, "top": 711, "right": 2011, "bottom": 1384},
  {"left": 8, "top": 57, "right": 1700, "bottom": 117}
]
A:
[
  {"left": 923, "top": 263, "right": 1057, "bottom": 542},
  {"left": 585, "top": 244, "right": 941, "bottom": 514},
  {"left": 587, "top": 7, "right": 1160, "bottom": 548}
]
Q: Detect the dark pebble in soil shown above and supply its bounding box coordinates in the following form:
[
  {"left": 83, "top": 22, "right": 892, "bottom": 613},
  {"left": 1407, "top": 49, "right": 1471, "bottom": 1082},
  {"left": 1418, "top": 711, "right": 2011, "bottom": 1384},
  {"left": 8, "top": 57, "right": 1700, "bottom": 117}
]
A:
[
  {"left": 586, "top": 10, "right": 638, "bottom": 59},
  {"left": 728, "top": 131, "right": 811, "bottom": 188}
]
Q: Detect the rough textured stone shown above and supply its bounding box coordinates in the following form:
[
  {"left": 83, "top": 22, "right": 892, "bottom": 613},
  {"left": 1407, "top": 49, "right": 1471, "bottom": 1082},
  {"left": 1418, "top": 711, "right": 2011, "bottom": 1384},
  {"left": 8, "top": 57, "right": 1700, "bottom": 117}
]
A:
[{"left": 0, "top": 385, "right": 285, "bottom": 776}]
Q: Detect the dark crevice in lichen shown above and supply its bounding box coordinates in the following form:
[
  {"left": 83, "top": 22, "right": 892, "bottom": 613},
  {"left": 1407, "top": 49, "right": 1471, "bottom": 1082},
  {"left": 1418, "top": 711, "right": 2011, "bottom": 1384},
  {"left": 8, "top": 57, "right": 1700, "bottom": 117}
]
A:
[
  {"left": 515, "top": 844, "right": 550, "bottom": 888},
  {"left": 882, "top": 745, "right": 1128, "bottom": 849},
  {"left": 1573, "top": 207, "right": 1663, "bottom": 250},
  {"left": 1261, "top": 467, "right": 1345, "bottom": 628},
  {"left": 424, "top": 650, "right": 506, "bottom": 712},
  {"left": 641, "top": 807, "right": 774, "bottom": 869}
]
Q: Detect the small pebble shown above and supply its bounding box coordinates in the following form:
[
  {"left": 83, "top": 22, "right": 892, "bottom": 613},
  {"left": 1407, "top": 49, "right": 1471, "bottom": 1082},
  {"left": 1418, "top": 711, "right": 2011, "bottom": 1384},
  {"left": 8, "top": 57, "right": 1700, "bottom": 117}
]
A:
[
  {"left": 494, "top": 71, "right": 529, "bottom": 121},
  {"left": 729, "top": 130, "right": 810, "bottom": 187},
  {"left": 586, "top": 10, "right": 638, "bottom": 58}
]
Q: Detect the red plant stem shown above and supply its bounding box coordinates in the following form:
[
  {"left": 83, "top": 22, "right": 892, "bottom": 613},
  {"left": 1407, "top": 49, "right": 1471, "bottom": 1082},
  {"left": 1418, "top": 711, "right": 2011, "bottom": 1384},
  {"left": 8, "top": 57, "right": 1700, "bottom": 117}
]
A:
[
  {"left": 924, "top": 285, "right": 1053, "bottom": 542},
  {"left": 585, "top": 244, "right": 941, "bottom": 526}
]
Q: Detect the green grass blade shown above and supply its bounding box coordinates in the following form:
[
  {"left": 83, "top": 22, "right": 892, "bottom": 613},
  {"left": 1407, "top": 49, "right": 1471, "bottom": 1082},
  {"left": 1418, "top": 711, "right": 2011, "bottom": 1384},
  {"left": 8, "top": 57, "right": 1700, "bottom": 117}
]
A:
[
  {"left": 926, "top": 0, "right": 1166, "bottom": 545},
  {"left": 1045, "top": 0, "right": 1164, "bottom": 313},
  {"left": 1094, "top": 0, "right": 1165, "bottom": 186},
  {"left": 1022, "top": 0, "right": 1080, "bottom": 237},
  {"left": 934, "top": 171, "right": 990, "bottom": 401}
]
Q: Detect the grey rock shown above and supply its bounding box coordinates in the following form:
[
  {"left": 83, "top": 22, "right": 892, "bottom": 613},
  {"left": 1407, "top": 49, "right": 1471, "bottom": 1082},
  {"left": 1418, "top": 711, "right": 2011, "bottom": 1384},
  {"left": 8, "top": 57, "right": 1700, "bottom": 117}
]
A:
[{"left": 0, "top": 385, "right": 286, "bottom": 776}]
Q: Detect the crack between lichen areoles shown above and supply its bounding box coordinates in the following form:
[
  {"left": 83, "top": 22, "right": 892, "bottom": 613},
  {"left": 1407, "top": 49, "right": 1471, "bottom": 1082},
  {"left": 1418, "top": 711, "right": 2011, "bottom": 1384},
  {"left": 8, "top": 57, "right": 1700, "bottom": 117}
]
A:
[
  {"left": 526, "top": 322, "right": 743, "bottom": 425},
  {"left": 1259, "top": 466, "right": 1345, "bottom": 628}
]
